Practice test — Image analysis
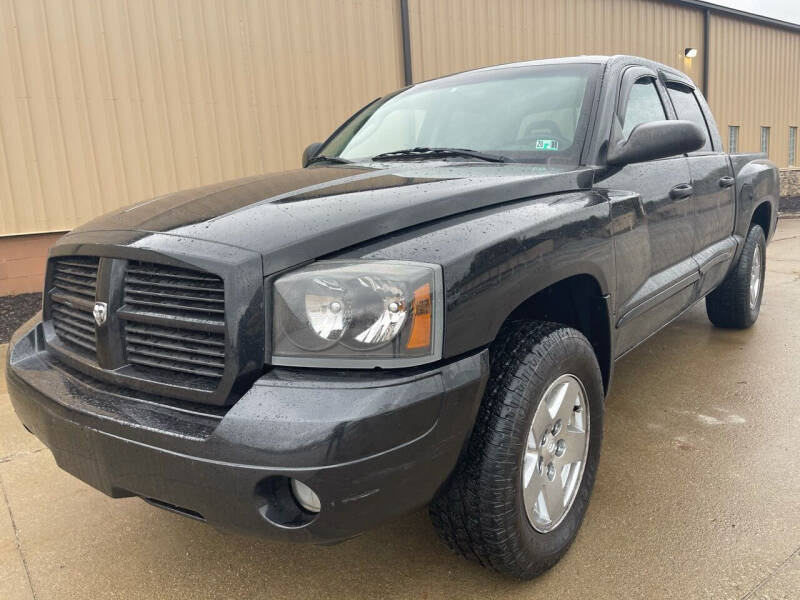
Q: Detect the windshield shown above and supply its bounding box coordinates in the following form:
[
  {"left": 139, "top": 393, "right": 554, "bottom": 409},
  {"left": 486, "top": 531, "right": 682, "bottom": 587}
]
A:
[{"left": 319, "top": 63, "right": 599, "bottom": 166}]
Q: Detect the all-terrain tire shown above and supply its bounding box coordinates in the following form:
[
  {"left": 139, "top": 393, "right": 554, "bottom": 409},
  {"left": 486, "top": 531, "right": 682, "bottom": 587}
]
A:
[
  {"left": 706, "top": 224, "right": 766, "bottom": 329},
  {"left": 429, "top": 320, "right": 604, "bottom": 579}
]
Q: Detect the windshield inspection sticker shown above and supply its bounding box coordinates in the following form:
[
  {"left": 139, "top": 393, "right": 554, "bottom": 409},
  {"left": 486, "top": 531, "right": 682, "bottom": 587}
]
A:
[{"left": 536, "top": 139, "right": 559, "bottom": 151}]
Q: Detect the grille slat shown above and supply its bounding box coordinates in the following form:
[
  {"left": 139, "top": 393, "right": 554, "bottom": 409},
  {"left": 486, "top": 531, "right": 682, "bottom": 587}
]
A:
[
  {"left": 52, "top": 277, "right": 96, "bottom": 298},
  {"left": 127, "top": 266, "right": 222, "bottom": 285},
  {"left": 126, "top": 333, "right": 224, "bottom": 359},
  {"left": 124, "top": 323, "right": 225, "bottom": 348},
  {"left": 53, "top": 322, "right": 95, "bottom": 346},
  {"left": 126, "top": 288, "right": 224, "bottom": 305},
  {"left": 128, "top": 356, "right": 224, "bottom": 379},
  {"left": 128, "top": 344, "right": 224, "bottom": 371},
  {"left": 124, "top": 297, "right": 225, "bottom": 315},
  {"left": 125, "top": 276, "right": 223, "bottom": 294},
  {"left": 50, "top": 256, "right": 100, "bottom": 357},
  {"left": 52, "top": 308, "right": 95, "bottom": 334},
  {"left": 122, "top": 261, "right": 226, "bottom": 387},
  {"left": 54, "top": 265, "right": 98, "bottom": 279},
  {"left": 53, "top": 329, "right": 97, "bottom": 353}
]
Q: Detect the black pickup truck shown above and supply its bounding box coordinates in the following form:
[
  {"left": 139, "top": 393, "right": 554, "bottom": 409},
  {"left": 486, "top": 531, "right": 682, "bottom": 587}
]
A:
[{"left": 6, "top": 55, "right": 779, "bottom": 578}]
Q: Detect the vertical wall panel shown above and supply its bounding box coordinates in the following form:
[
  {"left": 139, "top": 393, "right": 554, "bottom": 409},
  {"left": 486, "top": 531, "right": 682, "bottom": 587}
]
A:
[
  {"left": 708, "top": 13, "right": 800, "bottom": 164},
  {"left": 407, "top": 0, "right": 705, "bottom": 85},
  {"left": 0, "top": 0, "right": 404, "bottom": 236}
]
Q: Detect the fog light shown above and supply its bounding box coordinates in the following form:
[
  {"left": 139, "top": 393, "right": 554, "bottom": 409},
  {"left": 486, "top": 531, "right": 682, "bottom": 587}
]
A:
[{"left": 290, "top": 479, "right": 321, "bottom": 513}]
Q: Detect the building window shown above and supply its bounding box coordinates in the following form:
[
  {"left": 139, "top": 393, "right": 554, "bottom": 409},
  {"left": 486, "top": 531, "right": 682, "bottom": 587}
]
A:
[
  {"left": 790, "top": 127, "right": 797, "bottom": 166},
  {"left": 729, "top": 126, "right": 739, "bottom": 153},
  {"left": 760, "top": 126, "right": 770, "bottom": 155}
]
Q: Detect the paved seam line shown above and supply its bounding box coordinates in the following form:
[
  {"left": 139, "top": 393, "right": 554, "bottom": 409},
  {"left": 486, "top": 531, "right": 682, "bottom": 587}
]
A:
[
  {"left": 0, "top": 448, "right": 45, "bottom": 465},
  {"left": 0, "top": 473, "right": 38, "bottom": 600},
  {"left": 739, "top": 544, "right": 800, "bottom": 600},
  {"left": 771, "top": 234, "right": 800, "bottom": 243}
]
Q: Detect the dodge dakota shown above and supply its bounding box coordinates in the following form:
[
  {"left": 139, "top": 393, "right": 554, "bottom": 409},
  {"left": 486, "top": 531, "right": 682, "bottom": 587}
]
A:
[{"left": 6, "top": 55, "right": 779, "bottom": 578}]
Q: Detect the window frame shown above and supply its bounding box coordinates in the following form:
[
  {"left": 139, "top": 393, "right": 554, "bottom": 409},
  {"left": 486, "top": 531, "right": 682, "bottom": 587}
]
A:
[
  {"left": 613, "top": 66, "right": 671, "bottom": 149},
  {"left": 790, "top": 126, "right": 797, "bottom": 167},
  {"left": 664, "top": 81, "right": 715, "bottom": 154},
  {"left": 760, "top": 126, "right": 770, "bottom": 156}
]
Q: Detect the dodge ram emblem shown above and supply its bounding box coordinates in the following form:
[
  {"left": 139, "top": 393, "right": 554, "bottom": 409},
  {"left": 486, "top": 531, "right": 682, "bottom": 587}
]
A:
[{"left": 93, "top": 302, "right": 108, "bottom": 326}]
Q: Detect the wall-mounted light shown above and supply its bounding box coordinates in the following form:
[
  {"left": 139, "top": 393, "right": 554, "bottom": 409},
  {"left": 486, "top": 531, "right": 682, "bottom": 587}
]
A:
[{"left": 684, "top": 48, "right": 698, "bottom": 58}]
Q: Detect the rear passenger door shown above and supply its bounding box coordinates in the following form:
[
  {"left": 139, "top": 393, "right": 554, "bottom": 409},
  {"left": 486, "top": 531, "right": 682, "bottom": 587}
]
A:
[
  {"left": 599, "top": 68, "right": 697, "bottom": 355},
  {"left": 664, "top": 79, "right": 736, "bottom": 296}
]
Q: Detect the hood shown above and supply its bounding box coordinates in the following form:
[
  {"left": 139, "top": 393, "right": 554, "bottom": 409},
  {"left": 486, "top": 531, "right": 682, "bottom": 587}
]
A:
[{"left": 67, "top": 162, "right": 593, "bottom": 274}]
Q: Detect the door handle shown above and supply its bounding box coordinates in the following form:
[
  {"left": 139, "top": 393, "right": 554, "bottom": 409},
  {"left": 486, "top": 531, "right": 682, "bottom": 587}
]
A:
[
  {"left": 718, "top": 175, "right": 735, "bottom": 188},
  {"left": 669, "top": 183, "right": 694, "bottom": 200}
]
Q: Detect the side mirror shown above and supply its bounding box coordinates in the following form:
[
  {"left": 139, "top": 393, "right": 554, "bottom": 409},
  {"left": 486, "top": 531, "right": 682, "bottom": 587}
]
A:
[
  {"left": 302, "top": 142, "right": 323, "bottom": 167},
  {"left": 607, "top": 120, "right": 705, "bottom": 166}
]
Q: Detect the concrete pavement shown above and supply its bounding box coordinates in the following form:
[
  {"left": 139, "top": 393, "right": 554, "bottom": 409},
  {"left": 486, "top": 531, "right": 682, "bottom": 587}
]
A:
[{"left": 1, "top": 220, "right": 799, "bottom": 599}]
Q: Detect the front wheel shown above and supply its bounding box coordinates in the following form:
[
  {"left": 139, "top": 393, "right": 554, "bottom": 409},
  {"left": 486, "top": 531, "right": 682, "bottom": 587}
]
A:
[
  {"left": 706, "top": 224, "right": 766, "bottom": 329},
  {"left": 429, "top": 321, "right": 604, "bottom": 579}
]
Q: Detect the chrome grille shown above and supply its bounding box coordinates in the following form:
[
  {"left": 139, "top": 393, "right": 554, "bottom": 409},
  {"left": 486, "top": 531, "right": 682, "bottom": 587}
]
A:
[
  {"left": 123, "top": 261, "right": 225, "bottom": 385},
  {"left": 50, "top": 257, "right": 99, "bottom": 356}
]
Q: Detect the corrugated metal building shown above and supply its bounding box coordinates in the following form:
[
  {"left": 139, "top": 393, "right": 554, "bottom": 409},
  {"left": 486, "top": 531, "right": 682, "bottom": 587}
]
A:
[{"left": 1, "top": 0, "right": 798, "bottom": 294}]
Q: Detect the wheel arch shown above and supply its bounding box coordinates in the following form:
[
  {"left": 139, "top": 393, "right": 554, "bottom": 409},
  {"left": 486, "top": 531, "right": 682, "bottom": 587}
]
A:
[
  {"left": 498, "top": 273, "right": 613, "bottom": 394},
  {"left": 751, "top": 200, "right": 772, "bottom": 239}
]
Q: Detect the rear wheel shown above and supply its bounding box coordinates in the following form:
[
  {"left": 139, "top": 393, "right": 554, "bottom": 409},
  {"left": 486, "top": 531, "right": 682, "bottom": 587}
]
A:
[
  {"left": 706, "top": 224, "right": 766, "bottom": 329},
  {"left": 429, "top": 321, "right": 603, "bottom": 579}
]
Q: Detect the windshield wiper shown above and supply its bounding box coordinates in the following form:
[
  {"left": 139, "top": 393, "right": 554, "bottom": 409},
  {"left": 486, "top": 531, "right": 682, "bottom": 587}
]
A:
[
  {"left": 372, "top": 147, "right": 509, "bottom": 163},
  {"left": 306, "top": 154, "right": 353, "bottom": 165}
]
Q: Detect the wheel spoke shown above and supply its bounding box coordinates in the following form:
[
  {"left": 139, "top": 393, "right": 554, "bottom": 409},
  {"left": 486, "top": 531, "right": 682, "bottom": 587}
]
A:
[
  {"left": 523, "top": 448, "right": 539, "bottom": 488},
  {"left": 545, "top": 381, "right": 569, "bottom": 420},
  {"left": 531, "top": 399, "right": 552, "bottom": 444},
  {"left": 557, "top": 380, "right": 581, "bottom": 424},
  {"left": 541, "top": 478, "right": 565, "bottom": 521}
]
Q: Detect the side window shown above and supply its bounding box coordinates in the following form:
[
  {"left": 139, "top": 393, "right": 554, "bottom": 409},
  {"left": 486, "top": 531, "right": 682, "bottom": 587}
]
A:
[
  {"left": 666, "top": 83, "right": 713, "bottom": 152},
  {"left": 622, "top": 78, "right": 666, "bottom": 139}
]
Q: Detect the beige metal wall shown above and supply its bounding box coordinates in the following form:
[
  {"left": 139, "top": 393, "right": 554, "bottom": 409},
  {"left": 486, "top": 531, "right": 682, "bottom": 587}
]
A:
[
  {"left": 1, "top": 0, "right": 799, "bottom": 240},
  {"left": 0, "top": 0, "right": 404, "bottom": 237},
  {"left": 708, "top": 13, "right": 800, "bottom": 164},
  {"left": 407, "top": 0, "right": 705, "bottom": 85}
]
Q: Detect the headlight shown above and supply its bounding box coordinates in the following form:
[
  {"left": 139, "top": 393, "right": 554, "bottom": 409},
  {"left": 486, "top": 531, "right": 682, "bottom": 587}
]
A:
[{"left": 272, "top": 261, "right": 443, "bottom": 367}]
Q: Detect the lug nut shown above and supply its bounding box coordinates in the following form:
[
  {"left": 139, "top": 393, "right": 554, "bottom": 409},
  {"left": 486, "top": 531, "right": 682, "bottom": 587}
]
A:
[
  {"left": 552, "top": 419, "right": 562, "bottom": 435},
  {"left": 555, "top": 439, "right": 566, "bottom": 457},
  {"left": 546, "top": 462, "right": 555, "bottom": 481}
]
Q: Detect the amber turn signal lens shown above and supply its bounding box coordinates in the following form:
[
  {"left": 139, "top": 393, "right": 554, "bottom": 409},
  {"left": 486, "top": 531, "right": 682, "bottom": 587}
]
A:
[{"left": 407, "top": 283, "right": 432, "bottom": 349}]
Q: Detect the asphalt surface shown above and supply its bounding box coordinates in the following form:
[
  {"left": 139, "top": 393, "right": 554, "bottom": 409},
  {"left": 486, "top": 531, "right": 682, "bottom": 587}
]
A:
[
  {"left": 1, "top": 220, "right": 799, "bottom": 599},
  {"left": 0, "top": 294, "right": 40, "bottom": 345}
]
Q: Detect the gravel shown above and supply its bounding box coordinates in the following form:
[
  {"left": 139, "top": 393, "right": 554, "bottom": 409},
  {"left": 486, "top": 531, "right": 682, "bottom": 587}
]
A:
[{"left": 0, "top": 293, "right": 42, "bottom": 344}]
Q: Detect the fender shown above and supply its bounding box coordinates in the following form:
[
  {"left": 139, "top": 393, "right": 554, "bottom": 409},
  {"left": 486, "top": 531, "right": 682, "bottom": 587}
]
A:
[
  {"left": 730, "top": 156, "right": 780, "bottom": 262},
  {"left": 339, "top": 190, "right": 615, "bottom": 359}
]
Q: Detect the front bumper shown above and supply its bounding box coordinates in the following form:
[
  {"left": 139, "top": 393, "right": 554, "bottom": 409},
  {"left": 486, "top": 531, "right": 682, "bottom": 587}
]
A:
[{"left": 6, "top": 317, "right": 488, "bottom": 543}]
